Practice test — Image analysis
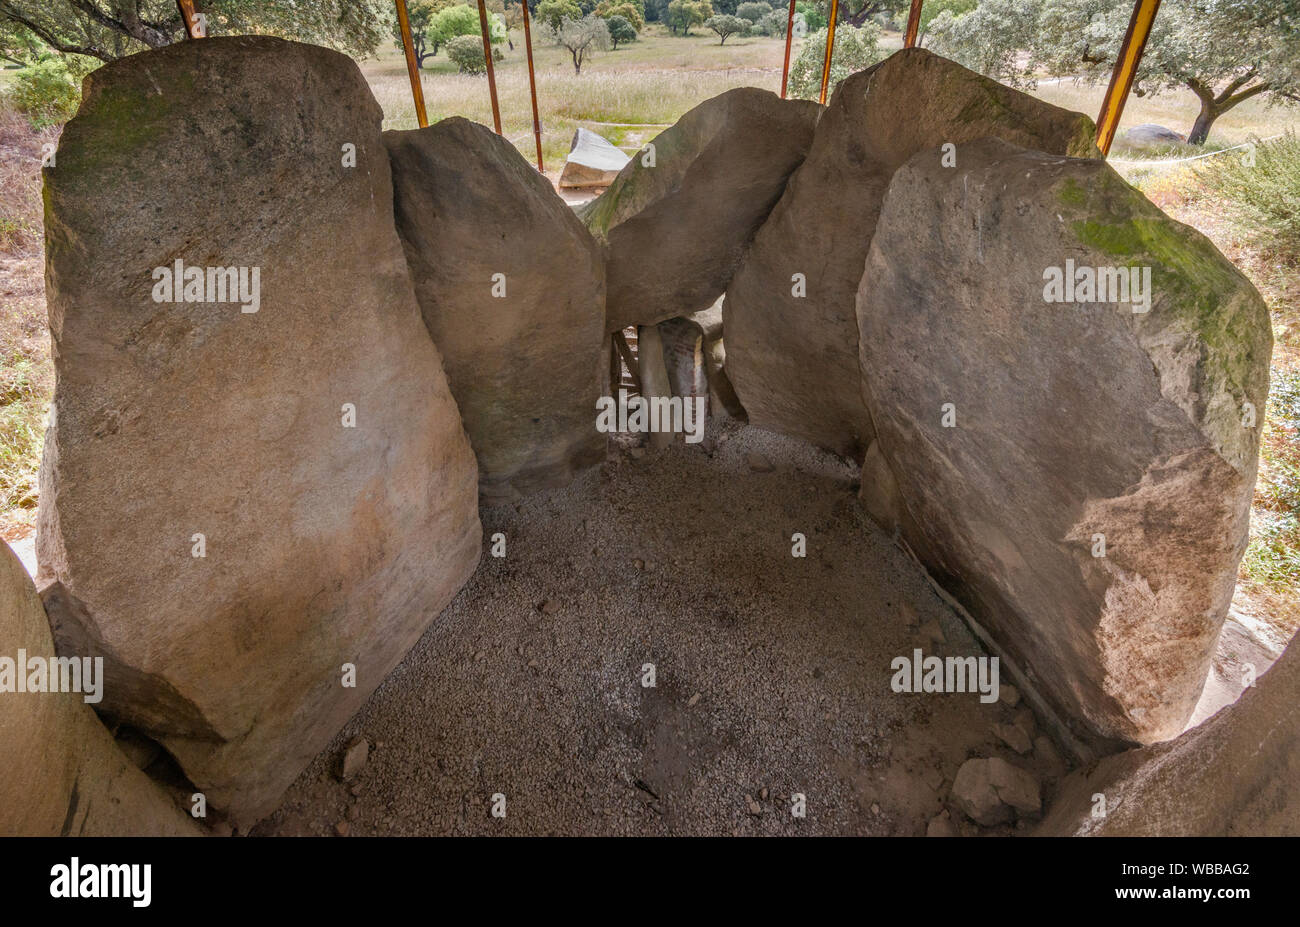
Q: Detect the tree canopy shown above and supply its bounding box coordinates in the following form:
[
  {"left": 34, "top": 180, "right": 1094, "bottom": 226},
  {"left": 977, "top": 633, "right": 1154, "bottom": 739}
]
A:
[
  {"left": 787, "top": 21, "right": 883, "bottom": 99},
  {"left": 542, "top": 12, "right": 610, "bottom": 74},
  {"left": 705, "top": 13, "right": 749, "bottom": 44},
  {"left": 390, "top": 0, "right": 458, "bottom": 67},
  {"left": 666, "top": 0, "right": 712, "bottom": 35},
  {"left": 536, "top": 0, "right": 584, "bottom": 30},
  {"left": 606, "top": 14, "right": 638, "bottom": 49},
  {"left": 0, "top": 0, "right": 391, "bottom": 62},
  {"left": 929, "top": 0, "right": 1300, "bottom": 144},
  {"left": 596, "top": 0, "right": 645, "bottom": 30}
]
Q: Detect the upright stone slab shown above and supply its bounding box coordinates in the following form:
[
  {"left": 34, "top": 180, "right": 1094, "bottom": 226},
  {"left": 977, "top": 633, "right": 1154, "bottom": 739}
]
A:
[
  {"left": 386, "top": 118, "right": 606, "bottom": 503},
  {"left": 38, "top": 37, "right": 481, "bottom": 826},
  {"left": 857, "top": 138, "right": 1271, "bottom": 747},
  {"left": 578, "top": 88, "right": 821, "bottom": 331},
  {"left": 0, "top": 542, "right": 201, "bottom": 836},
  {"left": 1039, "top": 639, "right": 1300, "bottom": 836},
  {"left": 724, "top": 49, "right": 1099, "bottom": 459}
]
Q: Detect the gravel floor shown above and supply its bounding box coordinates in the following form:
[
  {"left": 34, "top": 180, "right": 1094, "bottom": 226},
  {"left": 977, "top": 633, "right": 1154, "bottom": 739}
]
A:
[{"left": 255, "top": 416, "right": 1071, "bottom": 836}]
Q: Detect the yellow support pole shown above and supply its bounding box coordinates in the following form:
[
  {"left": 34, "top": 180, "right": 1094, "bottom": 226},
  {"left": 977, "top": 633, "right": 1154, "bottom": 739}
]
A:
[
  {"left": 1096, "top": 0, "right": 1162, "bottom": 156},
  {"left": 903, "top": 0, "right": 923, "bottom": 48},
  {"left": 394, "top": 0, "right": 429, "bottom": 128},
  {"left": 176, "top": 0, "right": 202, "bottom": 39},
  {"left": 818, "top": 0, "right": 840, "bottom": 105}
]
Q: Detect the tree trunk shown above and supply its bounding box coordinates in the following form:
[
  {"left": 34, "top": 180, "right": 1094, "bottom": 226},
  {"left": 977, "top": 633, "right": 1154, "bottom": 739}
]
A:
[
  {"left": 1184, "top": 76, "right": 1271, "bottom": 146},
  {"left": 1188, "top": 101, "right": 1217, "bottom": 146}
]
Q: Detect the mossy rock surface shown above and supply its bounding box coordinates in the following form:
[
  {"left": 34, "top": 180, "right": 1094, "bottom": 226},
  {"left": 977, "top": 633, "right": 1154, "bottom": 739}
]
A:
[{"left": 856, "top": 136, "right": 1270, "bottom": 750}]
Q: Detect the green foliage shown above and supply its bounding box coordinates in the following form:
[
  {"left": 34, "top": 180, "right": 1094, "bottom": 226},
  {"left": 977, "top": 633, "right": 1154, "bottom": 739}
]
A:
[
  {"left": 541, "top": 13, "right": 611, "bottom": 73},
  {"left": 925, "top": 0, "right": 1041, "bottom": 89},
  {"left": 929, "top": 0, "right": 1300, "bottom": 144},
  {"left": 916, "top": 0, "right": 975, "bottom": 42},
  {"left": 1242, "top": 370, "right": 1300, "bottom": 593},
  {"left": 787, "top": 22, "right": 882, "bottom": 100},
  {"left": 445, "top": 32, "right": 503, "bottom": 72},
  {"left": 735, "top": 2, "right": 771, "bottom": 23},
  {"left": 391, "top": 0, "right": 457, "bottom": 65},
  {"left": 1197, "top": 134, "right": 1300, "bottom": 263},
  {"left": 595, "top": 0, "right": 644, "bottom": 30},
  {"left": 5, "top": 55, "right": 84, "bottom": 127},
  {"left": 431, "top": 4, "right": 505, "bottom": 52},
  {"left": 0, "top": 356, "right": 46, "bottom": 516},
  {"left": 794, "top": 1, "right": 824, "bottom": 32},
  {"left": 665, "top": 0, "right": 712, "bottom": 34},
  {"left": 0, "top": 0, "right": 391, "bottom": 62},
  {"left": 0, "top": 17, "right": 42, "bottom": 66},
  {"left": 753, "top": 8, "right": 788, "bottom": 37},
  {"left": 606, "top": 14, "right": 638, "bottom": 48},
  {"left": 705, "top": 13, "right": 749, "bottom": 43},
  {"left": 536, "top": 0, "right": 584, "bottom": 30}
]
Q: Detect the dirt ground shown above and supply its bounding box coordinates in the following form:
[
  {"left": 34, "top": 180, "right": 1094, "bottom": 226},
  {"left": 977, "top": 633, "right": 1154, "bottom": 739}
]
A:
[{"left": 254, "top": 415, "right": 1071, "bottom": 837}]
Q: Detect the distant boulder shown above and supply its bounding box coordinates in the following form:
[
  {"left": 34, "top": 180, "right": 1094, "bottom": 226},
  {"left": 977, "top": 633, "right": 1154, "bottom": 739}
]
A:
[
  {"left": 1123, "top": 123, "right": 1187, "bottom": 149},
  {"left": 560, "top": 127, "right": 630, "bottom": 189}
]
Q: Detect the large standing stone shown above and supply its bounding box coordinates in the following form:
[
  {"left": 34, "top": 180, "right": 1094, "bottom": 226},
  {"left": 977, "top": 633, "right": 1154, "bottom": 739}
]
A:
[
  {"left": 724, "top": 49, "right": 1099, "bottom": 459},
  {"left": 385, "top": 118, "right": 606, "bottom": 503},
  {"left": 1038, "top": 639, "right": 1299, "bottom": 836},
  {"left": 37, "top": 37, "right": 481, "bottom": 826},
  {"left": 578, "top": 88, "right": 821, "bottom": 331},
  {"left": 857, "top": 138, "right": 1271, "bottom": 748},
  {"left": 1, "top": 541, "right": 201, "bottom": 836}
]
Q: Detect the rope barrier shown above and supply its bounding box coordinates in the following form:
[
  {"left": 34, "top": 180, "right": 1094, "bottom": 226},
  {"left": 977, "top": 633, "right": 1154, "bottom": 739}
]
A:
[{"left": 1108, "top": 134, "right": 1285, "bottom": 167}]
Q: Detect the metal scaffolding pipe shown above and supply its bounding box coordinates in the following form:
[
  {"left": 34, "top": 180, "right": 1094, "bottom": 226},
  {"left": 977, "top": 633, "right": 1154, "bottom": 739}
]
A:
[
  {"left": 477, "top": 0, "right": 504, "bottom": 135},
  {"left": 394, "top": 0, "right": 429, "bottom": 128},
  {"left": 780, "top": 0, "right": 797, "bottom": 99},
  {"left": 904, "top": 0, "right": 924, "bottom": 48},
  {"left": 818, "top": 0, "right": 840, "bottom": 105},
  {"left": 176, "top": 0, "right": 202, "bottom": 39},
  {"left": 1096, "top": 0, "right": 1162, "bottom": 156},
  {"left": 520, "top": 0, "right": 545, "bottom": 170}
]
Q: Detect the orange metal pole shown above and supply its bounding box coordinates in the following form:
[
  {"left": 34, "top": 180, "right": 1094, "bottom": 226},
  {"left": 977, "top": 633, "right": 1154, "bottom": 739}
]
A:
[
  {"left": 1096, "top": 0, "right": 1161, "bottom": 156},
  {"left": 176, "top": 0, "right": 202, "bottom": 39},
  {"left": 903, "top": 0, "right": 923, "bottom": 48},
  {"left": 780, "top": 0, "right": 796, "bottom": 98},
  {"left": 818, "top": 0, "right": 840, "bottom": 105},
  {"left": 520, "top": 0, "right": 544, "bottom": 170},
  {"left": 394, "top": 0, "right": 429, "bottom": 128},
  {"left": 477, "top": 0, "right": 504, "bottom": 135}
]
